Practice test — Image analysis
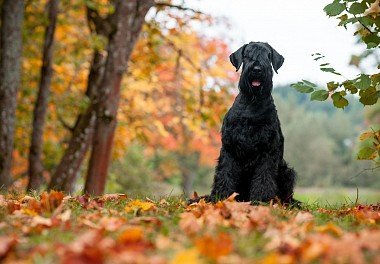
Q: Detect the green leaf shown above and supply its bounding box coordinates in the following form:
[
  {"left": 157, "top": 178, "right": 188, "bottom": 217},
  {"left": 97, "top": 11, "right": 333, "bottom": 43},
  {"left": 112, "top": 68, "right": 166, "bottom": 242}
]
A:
[
  {"left": 367, "top": 42, "right": 378, "bottom": 49},
  {"left": 321, "top": 67, "right": 341, "bottom": 75},
  {"left": 331, "top": 92, "right": 349, "bottom": 108},
  {"left": 363, "top": 34, "right": 380, "bottom": 47},
  {"left": 291, "top": 83, "right": 314, "bottom": 93},
  {"left": 354, "top": 74, "right": 371, "bottom": 90},
  {"left": 371, "top": 73, "right": 380, "bottom": 86},
  {"left": 327, "top": 81, "right": 340, "bottom": 91},
  {"left": 320, "top": 63, "right": 330, "bottom": 67},
  {"left": 348, "top": 2, "right": 366, "bottom": 14},
  {"left": 357, "top": 147, "right": 376, "bottom": 160},
  {"left": 310, "top": 90, "right": 329, "bottom": 101},
  {"left": 314, "top": 56, "right": 325, "bottom": 61},
  {"left": 359, "top": 16, "right": 375, "bottom": 27},
  {"left": 302, "top": 80, "right": 317, "bottom": 87},
  {"left": 324, "top": 1, "right": 346, "bottom": 16},
  {"left": 344, "top": 83, "right": 358, "bottom": 94},
  {"left": 359, "top": 86, "right": 379, "bottom": 105}
]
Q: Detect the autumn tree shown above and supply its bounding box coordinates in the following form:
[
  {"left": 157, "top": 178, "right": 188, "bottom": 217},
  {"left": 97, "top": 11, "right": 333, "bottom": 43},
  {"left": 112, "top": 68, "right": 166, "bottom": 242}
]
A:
[
  {"left": 84, "top": 0, "right": 154, "bottom": 195},
  {"left": 0, "top": 0, "right": 24, "bottom": 188},
  {"left": 27, "top": 0, "right": 60, "bottom": 191},
  {"left": 6, "top": 0, "right": 234, "bottom": 195}
]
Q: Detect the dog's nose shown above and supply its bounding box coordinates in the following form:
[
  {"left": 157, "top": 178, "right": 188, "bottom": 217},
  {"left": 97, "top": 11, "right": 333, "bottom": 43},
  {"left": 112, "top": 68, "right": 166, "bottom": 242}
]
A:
[{"left": 252, "top": 66, "right": 262, "bottom": 74}]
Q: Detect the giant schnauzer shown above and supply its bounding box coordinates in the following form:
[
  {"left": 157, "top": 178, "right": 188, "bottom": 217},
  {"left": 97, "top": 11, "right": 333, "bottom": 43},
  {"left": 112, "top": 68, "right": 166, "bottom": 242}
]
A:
[{"left": 197, "top": 42, "right": 297, "bottom": 204}]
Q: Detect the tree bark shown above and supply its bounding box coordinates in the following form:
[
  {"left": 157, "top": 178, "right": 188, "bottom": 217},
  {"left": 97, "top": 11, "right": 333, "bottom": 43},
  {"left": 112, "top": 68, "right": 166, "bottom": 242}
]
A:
[
  {"left": 27, "top": 0, "right": 59, "bottom": 191},
  {"left": 48, "top": 51, "right": 105, "bottom": 192},
  {"left": 47, "top": 2, "right": 109, "bottom": 192},
  {"left": 0, "top": 0, "right": 24, "bottom": 188},
  {"left": 84, "top": 0, "right": 154, "bottom": 195}
]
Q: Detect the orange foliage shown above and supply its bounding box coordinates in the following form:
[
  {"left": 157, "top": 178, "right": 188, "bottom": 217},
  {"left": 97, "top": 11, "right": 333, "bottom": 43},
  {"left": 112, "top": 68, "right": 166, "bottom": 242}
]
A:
[{"left": 14, "top": 0, "right": 236, "bottom": 186}]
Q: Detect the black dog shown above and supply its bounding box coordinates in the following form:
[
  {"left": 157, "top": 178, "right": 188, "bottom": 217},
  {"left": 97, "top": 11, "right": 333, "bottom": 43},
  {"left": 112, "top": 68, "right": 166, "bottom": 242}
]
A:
[{"left": 204, "top": 42, "right": 297, "bottom": 204}]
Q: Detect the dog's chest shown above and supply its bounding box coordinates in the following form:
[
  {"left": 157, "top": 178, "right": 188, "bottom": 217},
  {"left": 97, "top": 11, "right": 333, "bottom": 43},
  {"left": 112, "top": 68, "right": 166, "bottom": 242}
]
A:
[{"left": 222, "top": 103, "right": 281, "bottom": 151}]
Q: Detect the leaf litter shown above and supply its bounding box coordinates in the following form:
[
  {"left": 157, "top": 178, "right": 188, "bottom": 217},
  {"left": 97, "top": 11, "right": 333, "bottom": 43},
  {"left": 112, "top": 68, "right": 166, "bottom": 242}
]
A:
[{"left": 0, "top": 191, "right": 379, "bottom": 263}]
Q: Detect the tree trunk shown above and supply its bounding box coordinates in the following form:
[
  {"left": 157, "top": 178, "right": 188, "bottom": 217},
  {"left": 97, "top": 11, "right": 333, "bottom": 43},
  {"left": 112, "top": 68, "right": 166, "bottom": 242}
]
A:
[
  {"left": 48, "top": 51, "right": 105, "bottom": 192},
  {"left": 84, "top": 0, "right": 153, "bottom": 195},
  {"left": 0, "top": 0, "right": 24, "bottom": 188},
  {"left": 47, "top": 3, "right": 110, "bottom": 192},
  {"left": 27, "top": 0, "right": 59, "bottom": 191}
]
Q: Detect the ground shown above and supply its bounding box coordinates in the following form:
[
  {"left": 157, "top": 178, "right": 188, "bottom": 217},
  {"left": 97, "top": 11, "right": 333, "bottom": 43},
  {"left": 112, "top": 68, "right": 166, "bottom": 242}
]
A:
[{"left": 0, "top": 189, "right": 379, "bottom": 263}]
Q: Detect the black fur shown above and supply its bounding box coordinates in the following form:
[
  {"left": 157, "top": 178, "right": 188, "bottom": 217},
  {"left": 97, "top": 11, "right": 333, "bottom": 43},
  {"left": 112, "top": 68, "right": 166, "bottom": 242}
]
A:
[{"left": 209, "top": 42, "right": 297, "bottom": 204}]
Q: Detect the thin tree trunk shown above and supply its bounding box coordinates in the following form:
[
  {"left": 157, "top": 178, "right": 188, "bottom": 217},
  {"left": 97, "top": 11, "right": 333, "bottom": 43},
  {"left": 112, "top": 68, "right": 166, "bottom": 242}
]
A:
[
  {"left": 27, "top": 0, "right": 59, "bottom": 191},
  {"left": 0, "top": 0, "right": 24, "bottom": 188},
  {"left": 84, "top": 0, "right": 154, "bottom": 195},
  {"left": 47, "top": 3, "right": 110, "bottom": 192},
  {"left": 48, "top": 51, "right": 105, "bottom": 192}
]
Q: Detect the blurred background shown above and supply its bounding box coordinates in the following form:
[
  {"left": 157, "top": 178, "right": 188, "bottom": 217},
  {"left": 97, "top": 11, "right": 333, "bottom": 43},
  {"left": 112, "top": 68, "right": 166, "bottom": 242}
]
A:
[{"left": 1, "top": 0, "right": 379, "bottom": 204}]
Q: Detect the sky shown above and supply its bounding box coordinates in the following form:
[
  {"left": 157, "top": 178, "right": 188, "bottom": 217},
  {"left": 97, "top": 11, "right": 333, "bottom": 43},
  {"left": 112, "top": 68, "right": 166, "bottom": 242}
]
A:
[{"left": 189, "top": 0, "right": 374, "bottom": 86}]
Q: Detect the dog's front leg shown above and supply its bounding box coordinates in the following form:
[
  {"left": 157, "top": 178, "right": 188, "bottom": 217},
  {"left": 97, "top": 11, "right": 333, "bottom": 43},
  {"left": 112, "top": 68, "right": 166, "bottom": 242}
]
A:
[
  {"left": 210, "top": 148, "right": 240, "bottom": 202},
  {"left": 249, "top": 158, "right": 278, "bottom": 203}
]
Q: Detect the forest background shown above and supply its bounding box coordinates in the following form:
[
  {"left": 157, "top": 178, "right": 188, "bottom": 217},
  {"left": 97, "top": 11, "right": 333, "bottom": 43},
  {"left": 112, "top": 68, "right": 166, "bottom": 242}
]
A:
[{"left": 0, "top": 0, "right": 379, "bottom": 200}]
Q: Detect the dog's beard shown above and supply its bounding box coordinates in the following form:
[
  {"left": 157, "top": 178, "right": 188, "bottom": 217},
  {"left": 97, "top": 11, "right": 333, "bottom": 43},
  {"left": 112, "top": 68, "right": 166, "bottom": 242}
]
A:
[{"left": 239, "top": 70, "right": 272, "bottom": 100}]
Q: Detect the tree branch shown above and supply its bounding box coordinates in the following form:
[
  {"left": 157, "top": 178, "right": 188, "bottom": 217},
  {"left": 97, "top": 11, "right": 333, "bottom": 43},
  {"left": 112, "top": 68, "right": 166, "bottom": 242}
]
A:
[
  {"left": 155, "top": 2, "right": 203, "bottom": 15},
  {"left": 57, "top": 112, "right": 74, "bottom": 132},
  {"left": 86, "top": 5, "right": 112, "bottom": 36}
]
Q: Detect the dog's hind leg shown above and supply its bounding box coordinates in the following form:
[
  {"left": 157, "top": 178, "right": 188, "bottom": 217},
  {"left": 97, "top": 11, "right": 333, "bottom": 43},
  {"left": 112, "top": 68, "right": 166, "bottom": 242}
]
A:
[
  {"left": 277, "top": 159, "right": 297, "bottom": 204},
  {"left": 210, "top": 148, "right": 240, "bottom": 202}
]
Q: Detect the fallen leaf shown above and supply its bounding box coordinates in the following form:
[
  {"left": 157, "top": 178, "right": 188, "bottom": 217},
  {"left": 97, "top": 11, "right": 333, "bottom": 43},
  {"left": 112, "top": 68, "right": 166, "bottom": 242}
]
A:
[
  {"left": 118, "top": 226, "right": 144, "bottom": 244},
  {"left": 40, "top": 191, "right": 64, "bottom": 212},
  {"left": 195, "top": 233, "right": 233, "bottom": 260},
  {"left": 0, "top": 236, "right": 17, "bottom": 260},
  {"left": 315, "top": 223, "right": 343, "bottom": 237},
  {"left": 125, "top": 200, "right": 155, "bottom": 213},
  {"left": 294, "top": 212, "right": 314, "bottom": 223},
  {"left": 170, "top": 248, "right": 201, "bottom": 264},
  {"left": 31, "top": 216, "right": 52, "bottom": 227}
]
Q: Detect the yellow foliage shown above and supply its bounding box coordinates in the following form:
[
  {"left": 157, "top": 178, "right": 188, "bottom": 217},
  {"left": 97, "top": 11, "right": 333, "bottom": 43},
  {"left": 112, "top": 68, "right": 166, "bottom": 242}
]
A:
[{"left": 125, "top": 200, "right": 155, "bottom": 213}]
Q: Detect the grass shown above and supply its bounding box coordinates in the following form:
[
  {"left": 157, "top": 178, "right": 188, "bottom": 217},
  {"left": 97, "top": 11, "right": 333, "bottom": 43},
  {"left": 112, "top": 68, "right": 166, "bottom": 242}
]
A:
[
  {"left": 0, "top": 189, "right": 379, "bottom": 263},
  {"left": 295, "top": 187, "right": 380, "bottom": 206}
]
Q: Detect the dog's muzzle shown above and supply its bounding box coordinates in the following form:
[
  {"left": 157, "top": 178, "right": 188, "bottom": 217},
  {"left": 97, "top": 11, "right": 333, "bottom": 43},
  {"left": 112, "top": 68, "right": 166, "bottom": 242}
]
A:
[{"left": 249, "top": 65, "right": 263, "bottom": 88}]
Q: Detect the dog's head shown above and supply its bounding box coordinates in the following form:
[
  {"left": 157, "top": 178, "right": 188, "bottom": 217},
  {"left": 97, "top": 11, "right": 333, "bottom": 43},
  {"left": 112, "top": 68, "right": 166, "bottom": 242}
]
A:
[{"left": 230, "top": 42, "right": 284, "bottom": 98}]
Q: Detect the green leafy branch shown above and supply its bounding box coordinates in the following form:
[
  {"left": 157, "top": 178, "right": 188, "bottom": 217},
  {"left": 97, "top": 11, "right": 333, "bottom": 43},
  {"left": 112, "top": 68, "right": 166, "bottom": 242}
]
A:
[
  {"left": 291, "top": 53, "right": 379, "bottom": 108},
  {"left": 292, "top": 0, "right": 380, "bottom": 164}
]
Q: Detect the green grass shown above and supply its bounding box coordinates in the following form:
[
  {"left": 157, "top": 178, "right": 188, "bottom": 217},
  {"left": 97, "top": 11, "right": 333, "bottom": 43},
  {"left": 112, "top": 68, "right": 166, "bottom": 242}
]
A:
[{"left": 295, "top": 187, "right": 380, "bottom": 206}]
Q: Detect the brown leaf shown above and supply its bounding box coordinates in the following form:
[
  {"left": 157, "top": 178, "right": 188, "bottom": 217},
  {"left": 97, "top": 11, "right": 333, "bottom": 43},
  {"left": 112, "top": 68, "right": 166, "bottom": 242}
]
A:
[
  {"left": 226, "top": 192, "right": 239, "bottom": 202},
  {"left": 40, "top": 191, "right": 64, "bottom": 212},
  {"left": 294, "top": 212, "right": 314, "bottom": 223},
  {"left": 0, "top": 236, "right": 17, "bottom": 260},
  {"left": 31, "top": 216, "right": 52, "bottom": 227},
  {"left": 7, "top": 200, "right": 21, "bottom": 214},
  {"left": 315, "top": 223, "right": 343, "bottom": 237}
]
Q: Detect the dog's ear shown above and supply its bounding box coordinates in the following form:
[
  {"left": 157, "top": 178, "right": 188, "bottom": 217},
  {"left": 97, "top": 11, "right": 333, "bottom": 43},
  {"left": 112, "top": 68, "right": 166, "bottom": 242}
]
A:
[
  {"left": 265, "top": 43, "right": 284, "bottom": 74},
  {"left": 229, "top": 44, "right": 247, "bottom": 72}
]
